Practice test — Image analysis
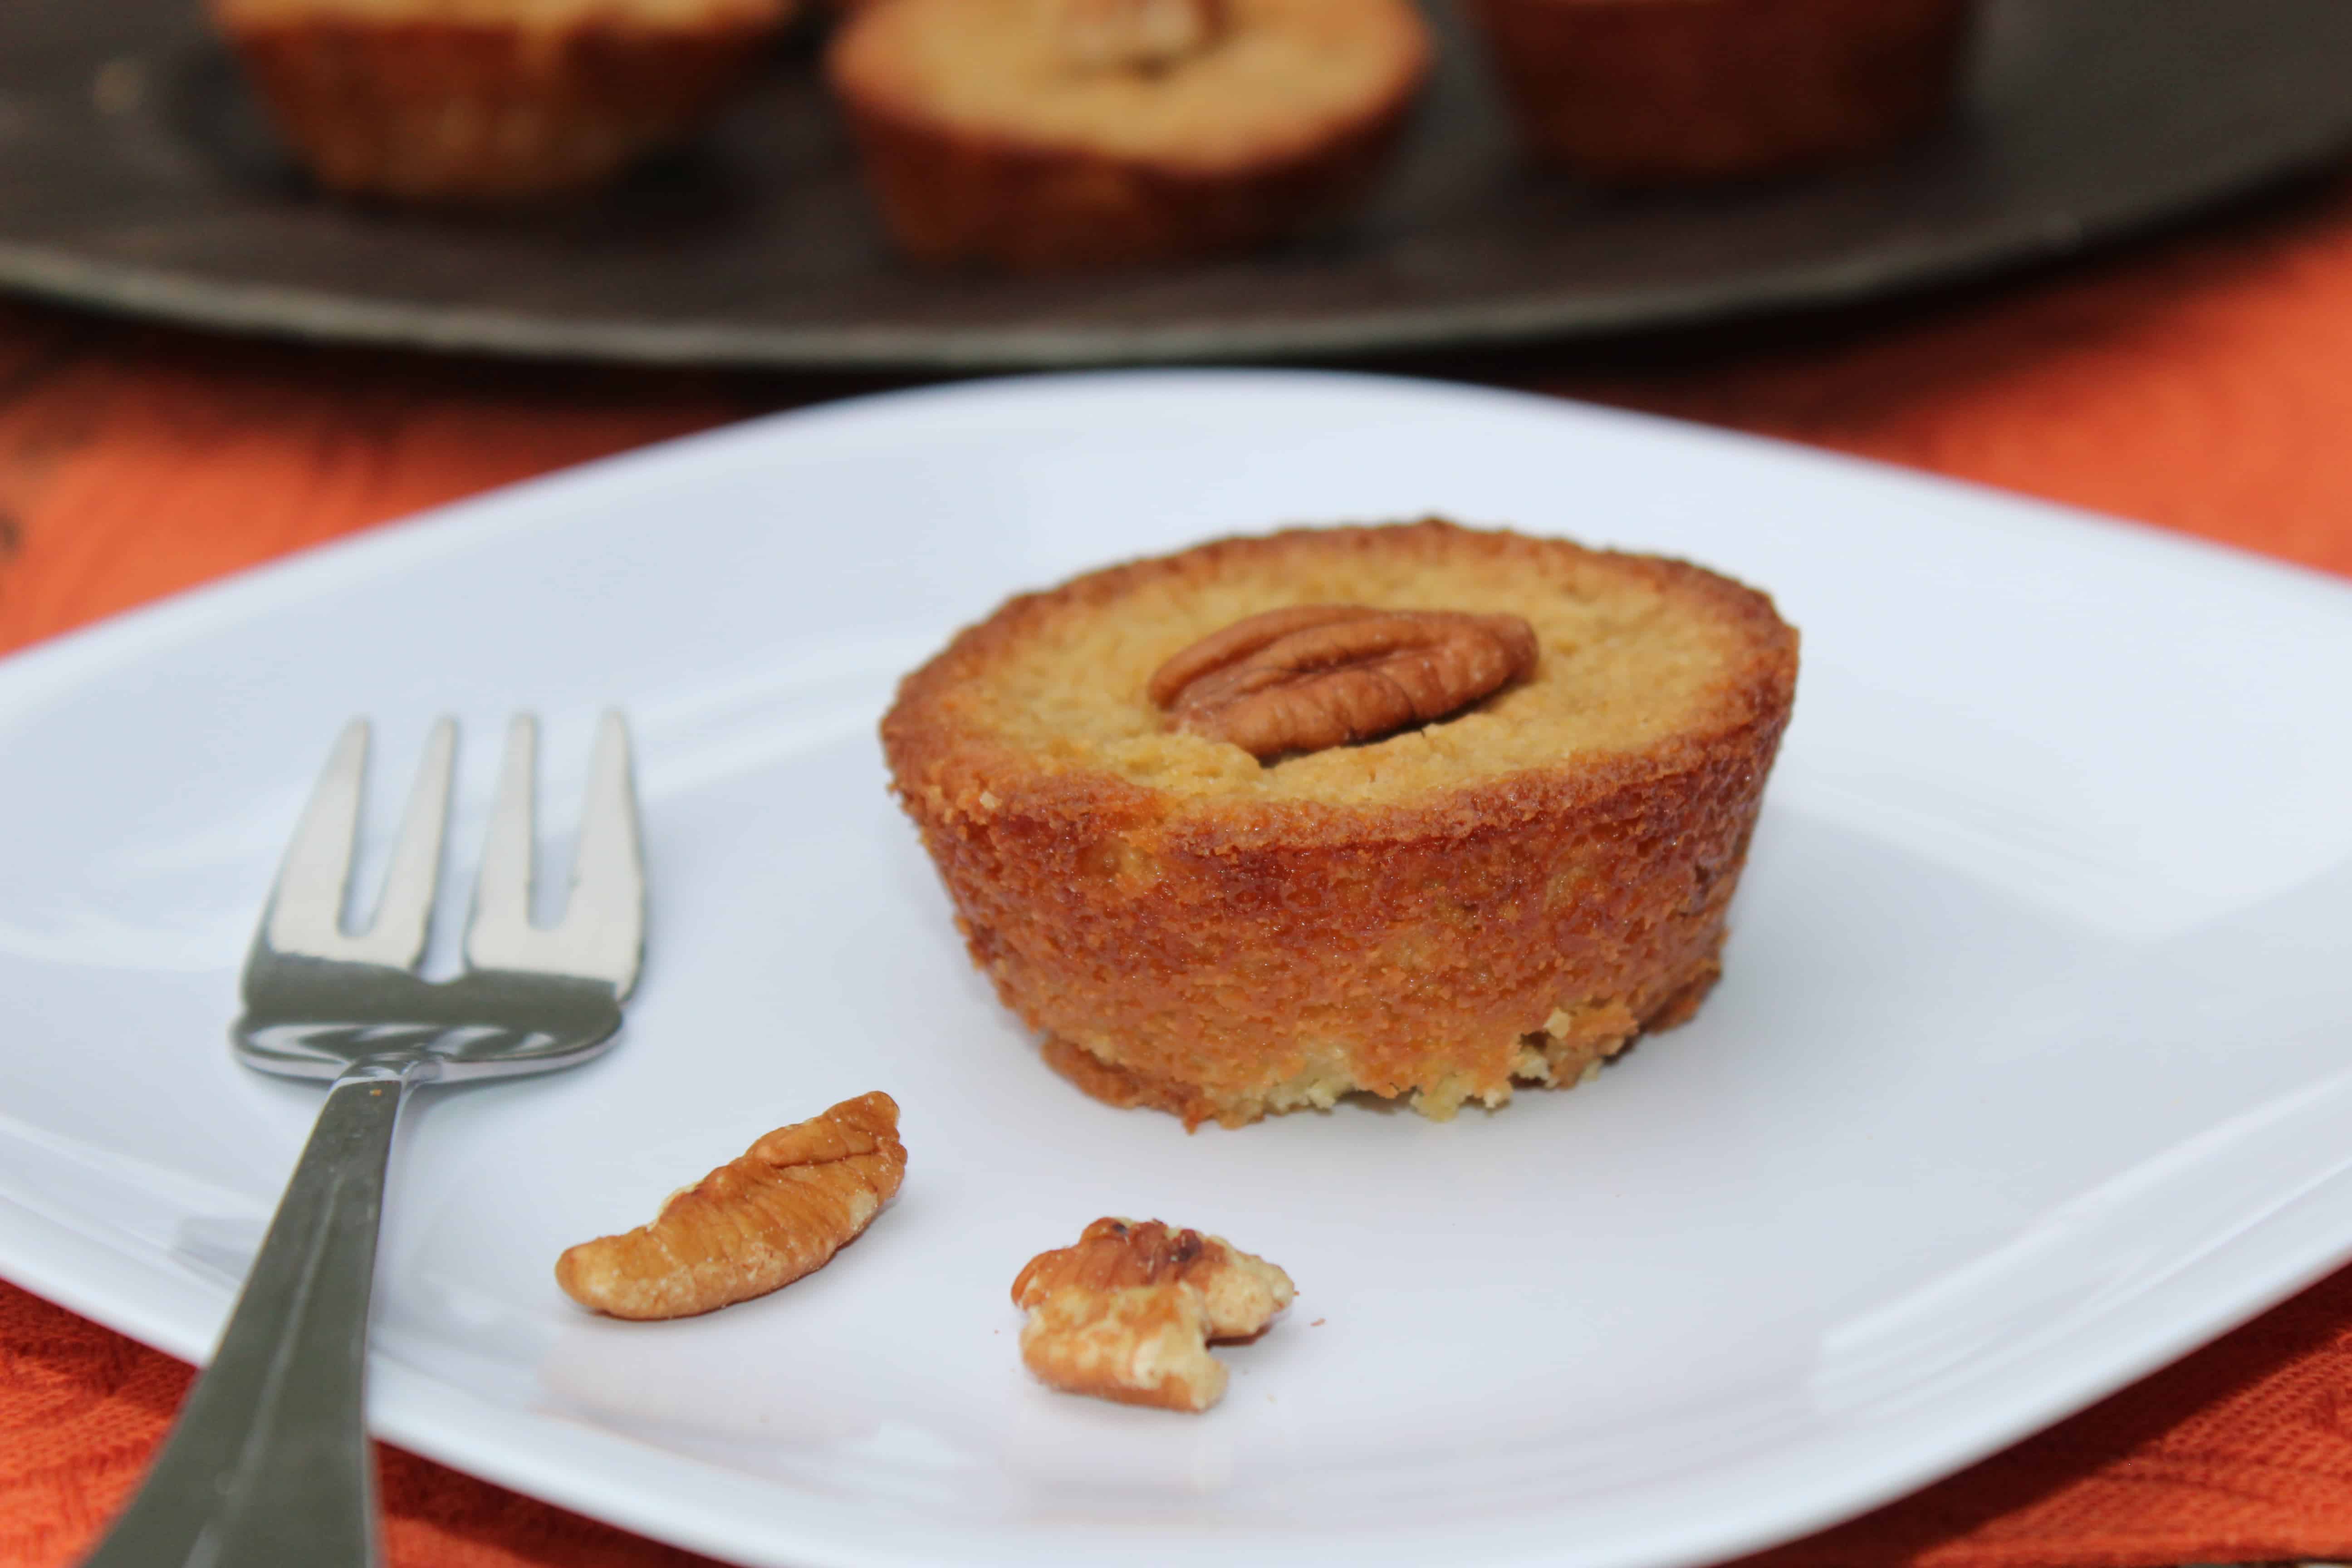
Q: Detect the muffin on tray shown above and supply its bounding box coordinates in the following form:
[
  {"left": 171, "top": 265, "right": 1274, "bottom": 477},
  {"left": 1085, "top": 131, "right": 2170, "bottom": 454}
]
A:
[
  {"left": 211, "top": 0, "right": 795, "bottom": 203},
  {"left": 825, "top": 0, "right": 1432, "bottom": 269},
  {"left": 1464, "top": 0, "right": 1975, "bottom": 184},
  {"left": 882, "top": 520, "right": 1799, "bottom": 1129}
]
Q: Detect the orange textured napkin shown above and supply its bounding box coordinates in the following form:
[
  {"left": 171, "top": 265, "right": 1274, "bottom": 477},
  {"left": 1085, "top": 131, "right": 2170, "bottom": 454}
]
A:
[{"left": 10, "top": 170, "right": 2352, "bottom": 1568}]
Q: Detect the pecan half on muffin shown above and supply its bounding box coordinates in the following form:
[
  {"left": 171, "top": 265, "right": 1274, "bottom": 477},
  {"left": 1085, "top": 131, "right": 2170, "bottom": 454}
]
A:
[
  {"left": 1464, "top": 0, "right": 1975, "bottom": 184},
  {"left": 211, "top": 0, "right": 794, "bottom": 203},
  {"left": 825, "top": 0, "right": 1432, "bottom": 269},
  {"left": 882, "top": 520, "right": 1798, "bottom": 1128}
]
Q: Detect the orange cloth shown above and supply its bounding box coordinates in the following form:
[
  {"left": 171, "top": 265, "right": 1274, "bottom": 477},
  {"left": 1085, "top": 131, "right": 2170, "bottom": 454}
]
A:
[{"left": 9, "top": 172, "right": 2352, "bottom": 1568}]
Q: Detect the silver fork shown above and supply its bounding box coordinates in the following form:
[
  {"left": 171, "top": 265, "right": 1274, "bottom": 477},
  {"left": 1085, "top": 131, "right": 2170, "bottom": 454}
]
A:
[{"left": 83, "top": 711, "right": 645, "bottom": 1568}]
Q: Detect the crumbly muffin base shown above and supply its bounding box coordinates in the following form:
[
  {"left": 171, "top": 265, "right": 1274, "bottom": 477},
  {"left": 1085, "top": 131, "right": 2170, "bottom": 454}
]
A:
[
  {"left": 1041, "top": 945, "right": 1723, "bottom": 1127},
  {"left": 834, "top": 90, "right": 1418, "bottom": 270}
]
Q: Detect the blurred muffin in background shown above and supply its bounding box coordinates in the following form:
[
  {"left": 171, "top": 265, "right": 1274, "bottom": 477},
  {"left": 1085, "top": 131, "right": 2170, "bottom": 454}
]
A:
[
  {"left": 212, "top": 0, "right": 795, "bottom": 203},
  {"left": 826, "top": 0, "right": 1431, "bottom": 270},
  {"left": 1464, "top": 0, "right": 1974, "bottom": 184}
]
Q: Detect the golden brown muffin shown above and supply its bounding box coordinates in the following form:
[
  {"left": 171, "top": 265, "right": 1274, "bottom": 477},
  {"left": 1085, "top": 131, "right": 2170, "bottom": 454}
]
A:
[
  {"left": 1464, "top": 0, "right": 1974, "bottom": 184},
  {"left": 825, "top": 0, "right": 1432, "bottom": 269},
  {"left": 882, "top": 520, "right": 1798, "bottom": 1128},
  {"left": 211, "top": 0, "right": 794, "bottom": 203}
]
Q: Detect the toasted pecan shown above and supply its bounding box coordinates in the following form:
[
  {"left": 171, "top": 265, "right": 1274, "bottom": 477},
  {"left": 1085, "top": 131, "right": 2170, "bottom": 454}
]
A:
[
  {"left": 1011, "top": 1217, "right": 1294, "bottom": 1411},
  {"left": 556, "top": 1092, "right": 906, "bottom": 1320},
  {"left": 1150, "top": 604, "right": 1539, "bottom": 759},
  {"left": 1059, "top": 0, "right": 1230, "bottom": 70}
]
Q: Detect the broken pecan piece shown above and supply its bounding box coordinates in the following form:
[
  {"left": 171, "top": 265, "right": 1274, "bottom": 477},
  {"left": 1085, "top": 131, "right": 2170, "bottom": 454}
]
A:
[
  {"left": 1010, "top": 1217, "right": 1295, "bottom": 1411},
  {"left": 556, "top": 1091, "right": 906, "bottom": 1321},
  {"left": 1149, "top": 604, "right": 1539, "bottom": 759}
]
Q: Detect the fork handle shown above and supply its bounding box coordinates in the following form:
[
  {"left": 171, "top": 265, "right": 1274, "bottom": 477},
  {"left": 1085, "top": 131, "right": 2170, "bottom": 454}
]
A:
[{"left": 82, "top": 1058, "right": 428, "bottom": 1568}]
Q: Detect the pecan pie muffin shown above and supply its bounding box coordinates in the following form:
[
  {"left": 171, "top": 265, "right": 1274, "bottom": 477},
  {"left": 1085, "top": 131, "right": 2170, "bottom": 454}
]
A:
[
  {"left": 1464, "top": 0, "right": 1975, "bottom": 183},
  {"left": 882, "top": 520, "right": 1798, "bottom": 1127},
  {"left": 211, "top": 0, "right": 794, "bottom": 202},
  {"left": 825, "top": 0, "right": 1432, "bottom": 269}
]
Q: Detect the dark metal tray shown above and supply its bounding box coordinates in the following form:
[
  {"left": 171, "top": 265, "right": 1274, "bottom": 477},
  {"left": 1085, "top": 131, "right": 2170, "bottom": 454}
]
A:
[{"left": 1, "top": 0, "right": 2347, "bottom": 370}]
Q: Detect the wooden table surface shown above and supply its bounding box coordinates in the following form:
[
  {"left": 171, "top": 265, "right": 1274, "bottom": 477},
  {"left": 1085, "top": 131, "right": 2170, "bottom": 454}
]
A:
[{"left": 10, "top": 166, "right": 2352, "bottom": 1568}]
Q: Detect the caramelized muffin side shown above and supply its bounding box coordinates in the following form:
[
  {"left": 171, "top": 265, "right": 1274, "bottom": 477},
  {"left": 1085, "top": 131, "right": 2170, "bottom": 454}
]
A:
[
  {"left": 213, "top": 0, "right": 793, "bottom": 201},
  {"left": 1465, "top": 0, "right": 1975, "bottom": 184}
]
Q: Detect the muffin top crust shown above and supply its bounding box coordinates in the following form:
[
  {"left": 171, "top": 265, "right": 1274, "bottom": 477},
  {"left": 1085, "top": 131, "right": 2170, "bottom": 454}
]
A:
[
  {"left": 829, "top": 0, "right": 1431, "bottom": 169},
  {"left": 886, "top": 520, "right": 1798, "bottom": 826}
]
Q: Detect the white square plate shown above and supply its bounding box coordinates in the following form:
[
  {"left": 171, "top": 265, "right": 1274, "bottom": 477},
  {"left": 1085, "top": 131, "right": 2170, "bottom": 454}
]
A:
[{"left": 5, "top": 372, "right": 2352, "bottom": 1568}]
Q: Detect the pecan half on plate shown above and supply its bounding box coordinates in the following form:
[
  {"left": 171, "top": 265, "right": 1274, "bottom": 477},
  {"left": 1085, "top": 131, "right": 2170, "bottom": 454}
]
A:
[{"left": 556, "top": 1090, "right": 906, "bottom": 1320}]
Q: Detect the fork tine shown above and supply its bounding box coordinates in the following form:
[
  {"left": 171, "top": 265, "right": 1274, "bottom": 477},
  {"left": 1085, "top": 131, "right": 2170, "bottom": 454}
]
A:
[
  {"left": 463, "top": 713, "right": 539, "bottom": 974},
  {"left": 462, "top": 711, "right": 646, "bottom": 998},
  {"left": 363, "top": 717, "right": 456, "bottom": 970},
  {"left": 261, "top": 719, "right": 460, "bottom": 968},
  {"left": 263, "top": 718, "right": 369, "bottom": 956},
  {"left": 564, "top": 710, "right": 647, "bottom": 998}
]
